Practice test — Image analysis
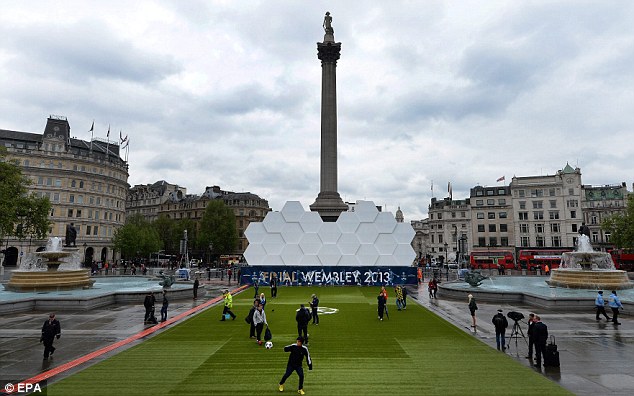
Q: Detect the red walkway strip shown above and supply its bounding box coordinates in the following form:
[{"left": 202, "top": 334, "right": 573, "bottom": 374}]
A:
[{"left": 21, "top": 285, "right": 249, "bottom": 386}]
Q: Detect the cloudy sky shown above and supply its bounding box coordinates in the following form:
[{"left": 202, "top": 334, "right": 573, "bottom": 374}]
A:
[{"left": 1, "top": 1, "right": 633, "bottom": 220}]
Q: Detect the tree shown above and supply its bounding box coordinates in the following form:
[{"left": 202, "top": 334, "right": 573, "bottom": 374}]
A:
[
  {"left": 601, "top": 195, "right": 634, "bottom": 249},
  {"left": 113, "top": 214, "right": 161, "bottom": 259},
  {"left": 0, "top": 148, "right": 51, "bottom": 243},
  {"left": 198, "top": 200, "right": 238, "bottom": 257}
]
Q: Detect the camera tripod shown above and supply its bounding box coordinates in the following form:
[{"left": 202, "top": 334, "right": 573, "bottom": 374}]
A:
[{"left": 507, "top": 319, "right": 528, "bottom": 353}]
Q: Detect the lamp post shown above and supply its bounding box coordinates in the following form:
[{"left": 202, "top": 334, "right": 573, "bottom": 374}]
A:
[
  {"left": 459, "top": 235, "right": 468, "bottom": 268},
  {"left": 83, "top": 242, "right": 87, "bottom": 266},
  {"left": 444, "top": 242, "right": 449, "bottom": 281}
]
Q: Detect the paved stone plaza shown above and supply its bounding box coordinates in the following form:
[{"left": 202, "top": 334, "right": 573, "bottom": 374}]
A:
[{"left": 0, "top": 281, "right": 632, "bottom": 395}]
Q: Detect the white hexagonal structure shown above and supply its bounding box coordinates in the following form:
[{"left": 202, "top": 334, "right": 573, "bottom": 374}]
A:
[{"left": 243, "top": 200, "right": 416, "bottom": 266}]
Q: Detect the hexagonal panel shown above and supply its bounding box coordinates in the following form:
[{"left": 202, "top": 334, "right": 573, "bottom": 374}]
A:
[
  {"left": 262, "top": 212, "right": 286, "bottom": 233},
  {"left": 393, "top": 223, "right": 415, "bottom": 244},
  {"left": 299, "top": 211, "right": 323, "bottom": 233},
  {"left": 280, "top": 222, "right": 303, "bottom": 244},
  {"left": 317, "top": 244, "right": 342, "bottom": 265},
  {"left": 376, "top": 255, "right": 397, "bottom": 266},
  {"left": 318, "top": 222, "right": 341, "bottom": 244},
  {"left": 357, "top": 244, "right": 379, "bottom": 265},
  {"left": 281, "top": 244, "right": 303, "bottom": 265},
  {"left": 244, "top": 222, "right": 267, "bottom": 244},
  {"left": 280, "top": 201, "right": 306, "bottom": 223},
  {"left": 262, "top": 233, "right": 285, "bottom": 255},
  {"left": 335, "top": 211, "right": 360, "bottom": 233},
  {"left": 355, "top": 200, "right": 379, "bottom": 222},
  {"left": 393, "top": 244, "right": 416, "bottom": 265},
  {"left": 262, "top": 254, "right": 283, "bottom": 265},
  {"left": 375, "top": 234, "right": 397, "bottom": 255},
  {"left": 338, "top": 233, "right": 360, "bottom": 255},
  {"left": 338, "top": 255, "right": 360, "bottom": 266},
  {"left": 243, "top": 243, "right": 266, "bottom": 265},
  {"left": 299, "top": 233, "right": 322, "bottom": 255},
  {"left": 300, "top": 255, "right": 321, "bottom": 265},
  {"left": 374, "top": 212, "right": 397, "bottom": 234},
  {"left": 357, "top": 223, "right": 379, "bottom": 244}
]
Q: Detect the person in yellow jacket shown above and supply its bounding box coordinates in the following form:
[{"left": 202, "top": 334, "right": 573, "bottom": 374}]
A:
[{"left": 221, "top": 289, "right": 236, "bottom": 321}]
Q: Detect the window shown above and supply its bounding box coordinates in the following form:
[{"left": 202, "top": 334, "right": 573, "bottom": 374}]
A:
[
  {"left": 431, "top": 234, "right": 435, "bottom": 243},
  {"left": 591, "top": 215, "right": 598, "bottom": 225},
  {"left": 79, "top": 181, "right": 84, "bottom": 188},
  {"left": 476, "top": 199, "right": 483, "bottom": 206},
  {"left": 533, "top": 211, "right": 544, "bottom": 220},
  {"left": 489, "top": 237, "right": 497, "bottom": 246},
  {"left": 500, "top": 224, "right": 508, "bottom": 232},
  {"left": 478, "top": 237, "right": 486, "bottom": 247},
  {"left": 518, "top": 190, "right": 525, "bottom": 198},
  {"left": 477, "top": 225, "right": 485, "bottom": 232},
  {"left": 572, "top": 224, "right": 578, "bottom": 232},
  {"left": 536, "top": 236, "right": 545, "bottom": 247},
  {"left": 477, "top": 212, "right": 485, "bottom": 219},
  {"left": 55, "top": 179, "right": 61, "bottom": 187},
  {"left": 500, "top": 237, "right": 509, "bottom": 246},
  {"left": 519, "top": 212, "right": 528, "bottom": 220},
  {"left": 549, "top": 211, "right": 560, "bottom": 220},
  {"left": 520, "top": 224, "right": 529, "bottom": 233},
  {"left": 550, "top": 200, "right": 557, "bottom": 208},
  {"left": 488, "top": 224, "right": 496, "bottom": 232},
  {"left": 531, "top": 189, "right": 543, "bottom": 197},
  {"left": 451, "top": 212, "right": 456, "bottom": 218},
  {"left": 568, "top": 188, "right": 574, "bottom": 195},
  {"left": 71, "top": 180, "right": 76, "bottom": 188},
  {"left": 535, "top": 224, "right": 544, "bottom": 233},
  {"left": 498, "top": 198, "right": 506, "bottom": 205},
  {"left": 532, "top": 201, "right": 543, "bottom": 209},
  {"left": 438, "top": 213, "right": 443, "bottom": 220},
  {"left": 93, "top": 226, "right": 98, "bottom": 235},
  {"left": 86, "top": 225, "right": 91, "bottom": 235},
  {"left": 487, "top": 199, "right": 495, "bottom": 205},
  {"left": 461, "top": 212, "right": 466, "bottom": 218},
  {"left": 519, "top": 201, "right": 526, "bottom": 209},
  {"left": 592, "top": 232, "right": 599, "bottom": 243},
  {"left": 50, "top": 208, "right": 55, "bottom": 216},
  {"left": 567, "top": 199, "right": 579, "bottom": 208},
  {"left": 520, "top": 236, "right": 530, "bottom": 247},
  {"left": 67, "top": 209, "right": 73, "bottom": 217},
  {"left": 605, "top": 233, "right": 611, "bottom": 243},
  {"left": 69, "top": 194, "right": 75, "bottom": 203},
  {"left": 438, "top": 234, "right": 444, "bottom": 244},
  {"left": 570, "top": 210, "right": 577, "bottom": 219},
  {"left": 76, "top": 210, "right": 82, "bottom": 218},
  {"left": 53, "top": 193, "right": 60, "bottom": 203},
  {"left": 551, "top": 223, "right": 560, "bottom": 233},
  {"left": 549, "top": 188, "right": 556, "bottom": 196},
  {"left": 498, "top": 189, "right": 505, "bottom": 195},
  {"left": 488, "top": 212, "right": 495, "bottom": 219},
  {"left": 552, "top": 236, "right": 562, "bottom": 247},
  {"left": 476, "top": 190, "right": 484, "bottom": 196},
  {"left": 499, "top": 212, "right": 507, "bottom": 219}
]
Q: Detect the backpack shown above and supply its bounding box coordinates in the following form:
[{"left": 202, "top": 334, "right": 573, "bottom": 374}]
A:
[{"left": 493, "top": 314, "right": 504, "bottom": 328}]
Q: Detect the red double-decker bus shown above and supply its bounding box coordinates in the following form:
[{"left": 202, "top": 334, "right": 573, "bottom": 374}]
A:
[
  {"left": 518, "top": 249, "right": 570, "bottom": 271},
  {"left": 469, "top": 250, "right": 515, "bottom": 270},
  {"left": 609, "top": 249, "right": 634, "bottom": 271}
]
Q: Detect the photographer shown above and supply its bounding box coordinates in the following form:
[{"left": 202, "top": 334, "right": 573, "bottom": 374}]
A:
[
  {"left": 492, "top": 309, "right": 509, "bottom": 351},
  {"left": 526, "top": 313, "right": 536, "bottom": 360}
]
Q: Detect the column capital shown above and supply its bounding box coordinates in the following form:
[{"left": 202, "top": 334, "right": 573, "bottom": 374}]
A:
[{"left": 317, "top": 42, "right": 341, "bottom": 65}]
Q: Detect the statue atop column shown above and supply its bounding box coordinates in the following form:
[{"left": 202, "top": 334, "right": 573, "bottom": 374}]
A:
[{"left": 323, "top": 11, "right": 335, "bottom": 42}]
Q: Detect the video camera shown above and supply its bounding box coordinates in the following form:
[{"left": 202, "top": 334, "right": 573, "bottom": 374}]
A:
[{"left": 506, "top": 311, "right": 524, "bottom": 322}]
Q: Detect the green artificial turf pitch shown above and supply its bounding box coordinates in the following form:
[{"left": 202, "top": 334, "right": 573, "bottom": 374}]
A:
[{"left": 47, "top": 287, "right": 570, "bottom": 395}]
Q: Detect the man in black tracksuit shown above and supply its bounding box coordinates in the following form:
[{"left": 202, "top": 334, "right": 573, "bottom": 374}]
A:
[
  {"left": 296, "top": 304, "right": 310, "bottom": 344},
  {"left": 533, "top": 315, "right": 549, "bottom": 368},
  {"left": 41, "top": 313, "right": 61, "bottom": 359},
  {"left": 278, "top": 336, "right": 312, "bottom": 395}
]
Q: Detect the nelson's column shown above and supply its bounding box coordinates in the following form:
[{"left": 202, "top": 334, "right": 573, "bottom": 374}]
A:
[{"left": 309, "top": 11, "right": 349, "bottom": 222}]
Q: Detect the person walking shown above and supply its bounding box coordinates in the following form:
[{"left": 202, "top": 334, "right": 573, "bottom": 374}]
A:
[
  {"left": 468, "top": 294, "right": 478, "bottom": 330},
  {"left": 609, "top": 290, "right": 623, "bottom": 325},
  {"left": 143, "top": 292, "right": 156, "bottom": 324},
  {"left": 395, "top": 285, "right": 404, "bottom": 311},
  {"left": 40, "top": 313, "right": 61, "bottom": 360},
  {"left": 259, "top": 293, "right": 267, "bottom": 310},
  {"left": 526, "top": 313, "right": 536, "bottom": 359},
  {"left": 401, "top": 286, "right": 408, "bottom": 309},
  {"left": 417, "top": 267, "right": 423, "bottom": 284},
  {"left": 160, "top": 290, "right": 169, "bottom": 322},
  {"left": 253, "top": 278, "right": 260, "bottom": 299},
  {"left": 278, "top": 336, "right": 313, "bottom": 395},
  {"left": 532, "top": 315, "right": 548, "bottom": 368},
  {"left": 253, "top": 302, "right": 267, "bottom": 345},
  {"left": 221, "top": 289, "right": 237, "bottom": 321},
  {"left": 595, "top": 291, "right": 611, "bottom": 321},
  {"left": 271, "top": 274, "right": 278, "bottom": 298},
  {"left": 377, "top": 290, "right": 386, "bottom": 321},
  {"left": 296, "top": 304, "right": 311, "bottom": 344},
  {"left": 246, "top": 299, "right": 258, "bottom": 339},
  {"left": 227, "top": 268, "right": 232, "bottom": 285},
  {"left": 193, "top": 277, "right": 199, "bottom": 300},
  {"left": 310, "top": 294, "right": 319, "bottom": 325},
  {"left": 492, "top": 309, "right": 509, "bottom": 351}
]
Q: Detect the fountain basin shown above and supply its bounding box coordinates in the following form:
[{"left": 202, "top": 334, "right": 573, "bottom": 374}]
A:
[
  {"left": 547, "top": 268, "right": 632, "bottom": 290},
  {"left": 5, "top": 269, "right": 94, "bottom": 292}
]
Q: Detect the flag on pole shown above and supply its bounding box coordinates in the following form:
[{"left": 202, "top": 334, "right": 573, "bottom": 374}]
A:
[
  {"left": 89, "top": 120, "right": 94, "bottom": 151},
  {"left": 120, "top": 131, "right": 128, "bottom": 144},
  {"left": 497, "top": 176, "right": 505, "bottom": 182},
  {"left": 448, "top": 181, "right": 453, "bottom": 200},
  {"left": 106, "top": 125, "right": 110, "bottom": 139},
  {"left": 89, "top": 121, "right": 94, "bottom": 132},
  {"left": 431, "top": 180, "right": 434, "bottom": 198}
]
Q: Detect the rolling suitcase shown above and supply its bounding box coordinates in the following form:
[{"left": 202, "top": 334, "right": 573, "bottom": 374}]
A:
[{"left": 543, "top": 335, "right": 560, "bottom": 367}]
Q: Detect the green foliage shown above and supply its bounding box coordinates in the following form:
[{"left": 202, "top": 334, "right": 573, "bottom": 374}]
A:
[
  {"left": 47, "top": 287, "right": 571, "bottom": 396},
  {"left": 198, "top": 199, "right": 238, "bottom": 255},
  {"left": 601, "top": 195, "right": 634, "bottom": 249},
  {"left": 0, "top": 148, "right": 51, "bottom": 241},
  {"left": 113, "top": 214, "right": 161, "bottom": 258}
]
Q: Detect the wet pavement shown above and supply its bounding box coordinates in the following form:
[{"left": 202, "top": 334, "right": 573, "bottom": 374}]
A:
[{"left": 1, "top": 278, "right": 633, "bottom": 395}]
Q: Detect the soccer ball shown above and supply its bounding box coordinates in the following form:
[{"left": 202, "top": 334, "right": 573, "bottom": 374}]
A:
[{"left": 265, "top": 341, "right": 273, "bottom": 349}]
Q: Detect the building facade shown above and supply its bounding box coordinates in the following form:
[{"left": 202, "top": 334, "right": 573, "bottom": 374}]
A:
[
  {"left": 581, "top": 183, "right": 629, "bottom": 250},
  {"left": 126, "top": 180, "right": 186, "bottom": 222},
  {"left": 1, "top": 115, "right": 129, "bottom": 267},
  {"left": 470, "top": 185, "right": 514, "bottom": 251},
  {"left": 427, "top": 197, "right": 471, "bottom": 263}
]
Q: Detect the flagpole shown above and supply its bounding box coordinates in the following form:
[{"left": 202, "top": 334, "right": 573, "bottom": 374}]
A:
[
  {"left": 106, "top": 125, "right": 110, "bottom": 158},
  {"left": 89, "top": 120, "right": 94, "bottom": 152}
]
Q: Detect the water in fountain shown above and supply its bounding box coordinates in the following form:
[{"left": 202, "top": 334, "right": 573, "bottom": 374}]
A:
[{"left": 560, "top": 235, "right": 615, "bottom": 270}]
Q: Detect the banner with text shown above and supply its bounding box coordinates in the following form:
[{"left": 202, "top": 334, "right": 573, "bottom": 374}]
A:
[{"left": 240, "top": 266, "right": 417, "bottom": 286}]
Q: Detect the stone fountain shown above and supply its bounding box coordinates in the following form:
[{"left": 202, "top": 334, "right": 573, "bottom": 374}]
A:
[
  {"left": 5, "top": 237, "right": 94, "bottom": 292},
  {"left": 547, "top": 235, "right": 632, "bottom": 290}
]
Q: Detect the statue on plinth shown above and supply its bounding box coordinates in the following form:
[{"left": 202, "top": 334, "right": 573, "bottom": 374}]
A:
[
  {"left": 323, "top": 12, "right": 334, "bottom": 34},
  {"left": 65, "top": 223, "right": 77, "bottom": 247},
  {"left": 464, "top": 271, "right": 488, "bottom": 287}
]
